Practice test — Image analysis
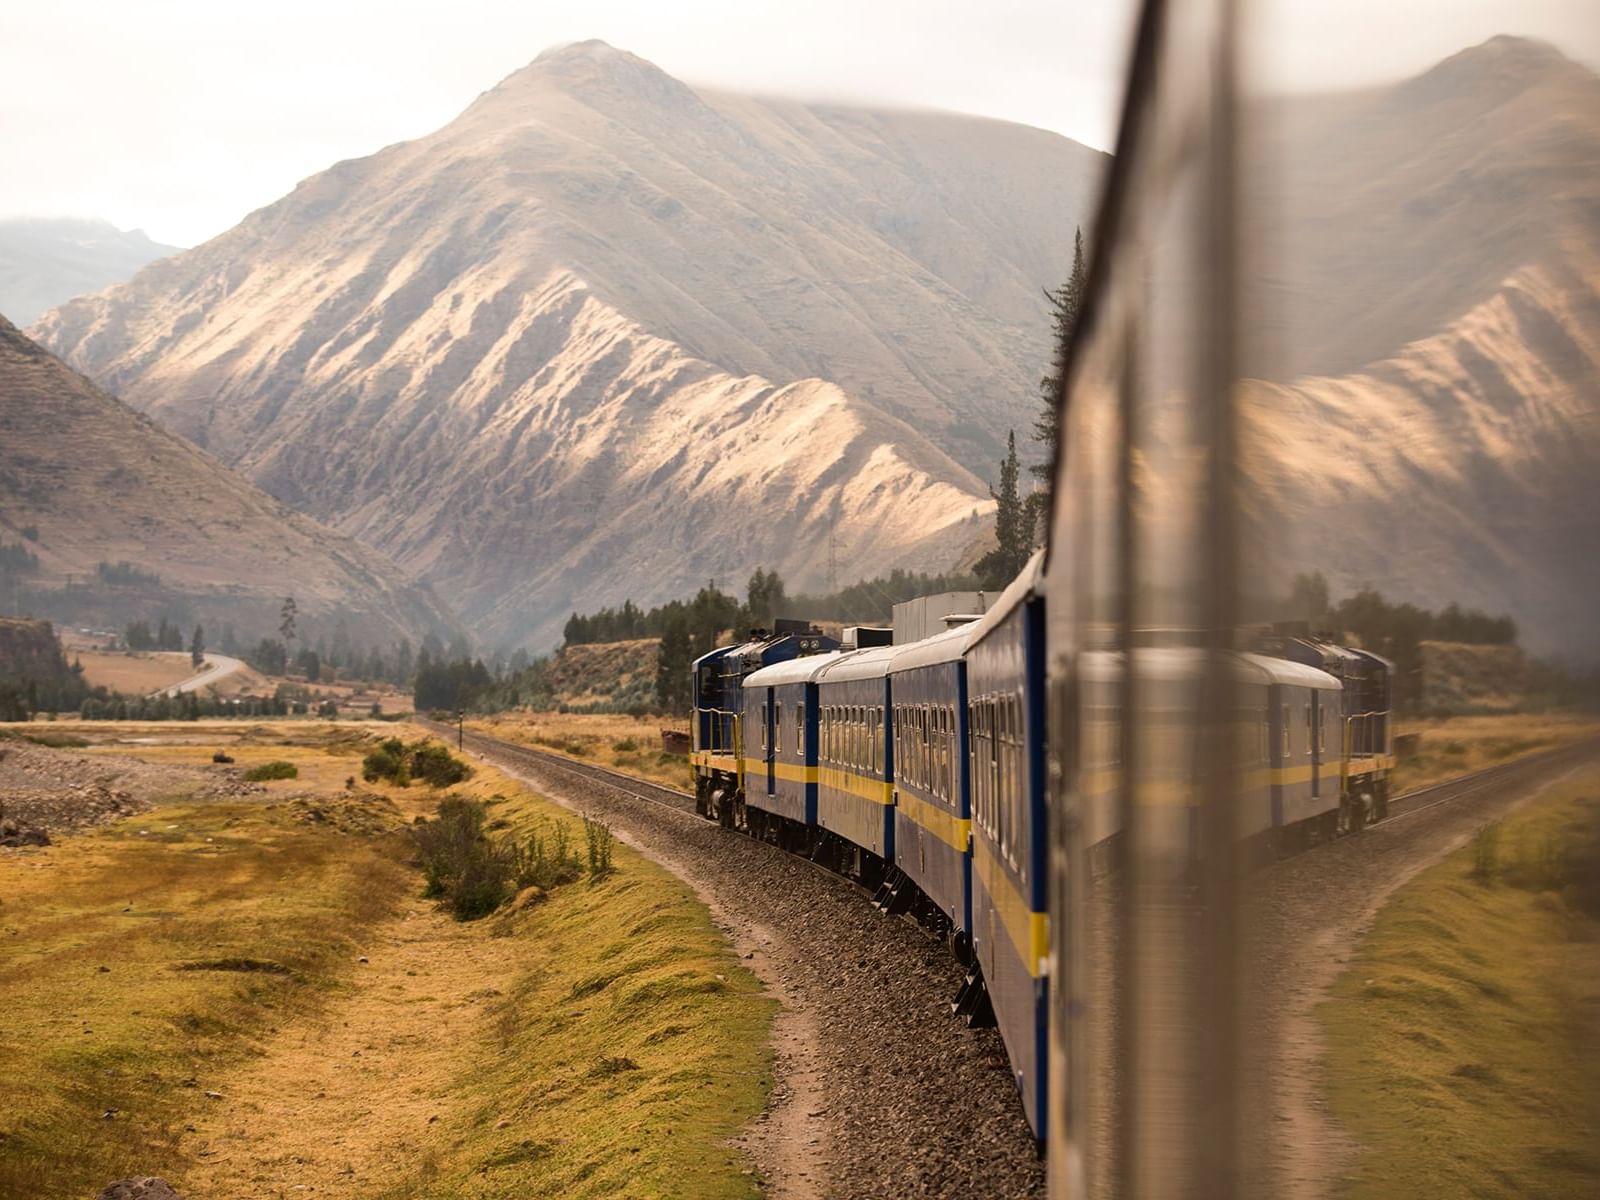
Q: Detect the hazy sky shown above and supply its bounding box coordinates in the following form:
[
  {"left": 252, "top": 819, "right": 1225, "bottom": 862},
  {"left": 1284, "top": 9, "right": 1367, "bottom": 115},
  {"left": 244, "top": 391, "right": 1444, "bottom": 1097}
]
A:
[{"left": 2, "top": 0, "right": 1595, "bottom": 247}]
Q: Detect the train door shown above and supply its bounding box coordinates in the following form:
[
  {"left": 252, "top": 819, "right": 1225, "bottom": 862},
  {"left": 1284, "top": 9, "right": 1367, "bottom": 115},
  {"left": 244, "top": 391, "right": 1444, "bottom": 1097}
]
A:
[
  {"left": 1309, "top": 690, "right": 1320, "bottom": 798},
  {"left": 765, "top": 691, "right": 776, "bottom": 796}
]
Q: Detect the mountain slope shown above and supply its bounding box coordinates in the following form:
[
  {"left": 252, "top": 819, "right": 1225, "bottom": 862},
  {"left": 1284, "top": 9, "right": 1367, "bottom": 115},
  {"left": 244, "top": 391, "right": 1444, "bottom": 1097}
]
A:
[
  {"left": 1242, "top": 37, "right": 1600, "bottom": 657},
  {"left": 33, "top": 42, "right": 1101, "bottom": 648},
  {"left": 0, "top": 314, "right": 453, "bottom": 645},
  {"left": 0, "top": 218, "right": 178, "bottom": 326}
]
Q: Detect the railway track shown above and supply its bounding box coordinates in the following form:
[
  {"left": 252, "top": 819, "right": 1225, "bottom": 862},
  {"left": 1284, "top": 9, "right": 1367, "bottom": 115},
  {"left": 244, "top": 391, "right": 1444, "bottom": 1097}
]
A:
[
  {"left": 1386, "top": 733, "right": 1600, "bottom": 823},
  {"left": 415, "top": 716, "right": 698, "bottom": 814},
  {"left": 421, "top": 716, "right": 1600, "bottom": 852}
]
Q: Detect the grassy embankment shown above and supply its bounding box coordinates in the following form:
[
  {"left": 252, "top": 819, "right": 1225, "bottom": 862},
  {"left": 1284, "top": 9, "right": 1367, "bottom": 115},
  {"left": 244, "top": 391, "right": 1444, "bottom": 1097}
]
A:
[
  {"left": 1320, "top": 771, "right": 1600, "bottom": 1198},
  {"left": 1391, "top": 712, "right": 1600, "bottom": 794},
  {"left": 471, "top": 710, "right": 694, "bottom": 791},
  {"left": 0, "top": 723, "right": 772, "bottom": 1198}
]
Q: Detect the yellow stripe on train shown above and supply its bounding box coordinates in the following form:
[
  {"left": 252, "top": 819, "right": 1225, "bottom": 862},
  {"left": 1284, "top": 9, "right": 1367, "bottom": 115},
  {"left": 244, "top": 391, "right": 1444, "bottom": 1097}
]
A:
[
  {"left": 973, "top": 838, "right": 1048, "bottom": 978},
  {"left": 893, "top": 788, "right": 971, "bottom": 853}
]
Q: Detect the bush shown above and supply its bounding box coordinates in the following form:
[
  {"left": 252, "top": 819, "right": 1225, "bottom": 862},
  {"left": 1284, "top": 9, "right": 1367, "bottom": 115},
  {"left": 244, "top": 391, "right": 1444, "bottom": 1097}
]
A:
[
  {"left": 363, "top": 737, "right": 470, "bottom": 788},
  {"left": 1469, "top": 821, "right": 1500, "bottom": 884},
  {"left": 613, "top": 738, "right": 639, "bottom": 753},
  {"left": 411, "top": 741, "right": 472, "bottom": 787},
  {"left": 583, "top": 814, "right": 615, "bottom": 880},
  {"left": 245, "top": 760, "right": 299, "bottom": 781},
  {"left": 511, "top": 821, "right": 583, "bottom": 891},
  {"left": 413, "top": 797, "right": 510, "bottom": 918}
]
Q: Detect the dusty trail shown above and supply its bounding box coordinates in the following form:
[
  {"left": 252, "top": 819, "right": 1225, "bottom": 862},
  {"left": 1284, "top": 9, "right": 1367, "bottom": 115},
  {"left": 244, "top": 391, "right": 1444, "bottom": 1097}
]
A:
[{"left": 182, "top": 895, "right": 520, "bottom": 1195}]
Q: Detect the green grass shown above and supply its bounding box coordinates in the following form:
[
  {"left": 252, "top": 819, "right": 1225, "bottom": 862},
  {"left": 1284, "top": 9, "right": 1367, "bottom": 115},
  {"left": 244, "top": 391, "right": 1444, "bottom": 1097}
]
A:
[
  {"left": 1320, "top": 774, "right": 1600, "bottom": 1198},
  {"left": 376, "top": 765, "right": 776, "bottom": 1199},
  {"left": 242, "top": 759, "right": 299, "bottom": 780},
  {"left": 0, "top": 796, "right": 412, "bottom": 1197}
]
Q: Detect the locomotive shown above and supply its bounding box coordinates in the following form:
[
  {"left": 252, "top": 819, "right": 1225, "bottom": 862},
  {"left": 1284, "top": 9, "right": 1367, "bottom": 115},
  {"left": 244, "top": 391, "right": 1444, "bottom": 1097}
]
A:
[{"left": 687, "top": 555, "right": 1394, "bottom": 1138}]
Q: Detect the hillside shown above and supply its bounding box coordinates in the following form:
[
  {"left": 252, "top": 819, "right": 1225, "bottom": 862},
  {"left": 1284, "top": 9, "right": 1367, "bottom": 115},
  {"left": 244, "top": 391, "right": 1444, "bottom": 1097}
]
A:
[
  {"left": 0, "top": 217, "right": 178, "bottom": 326},
  {"left": 31, "top": 42, "right": 1104, "bottom": 648},
  {"left": 0, "top": 315, "right": 453, "bottom": 646},
  {"left": 1242, "top": 37, "right": 1600, "bottom": 657}
]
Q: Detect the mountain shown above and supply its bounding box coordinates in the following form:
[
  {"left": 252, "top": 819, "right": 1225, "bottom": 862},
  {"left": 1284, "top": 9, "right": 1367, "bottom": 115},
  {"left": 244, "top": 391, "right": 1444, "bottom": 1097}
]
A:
[
  {"left": 1242, "top": 36, "right": 1600, "bottom": 658},
  {"left": 0, "top": 314, "right": 454, "bottom": 647},
  {"left": 0, "top": 218, "right": 178, "bottom": 326},
  {"left": 31, "top": 42, "right": 1103, "bottom": 649}
]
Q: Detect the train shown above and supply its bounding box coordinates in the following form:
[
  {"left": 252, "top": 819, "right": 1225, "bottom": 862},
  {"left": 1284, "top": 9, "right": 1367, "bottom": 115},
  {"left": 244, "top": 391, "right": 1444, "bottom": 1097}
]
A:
[{"left": 687, "top": 553, "right": 1395, "bottom": 1139}]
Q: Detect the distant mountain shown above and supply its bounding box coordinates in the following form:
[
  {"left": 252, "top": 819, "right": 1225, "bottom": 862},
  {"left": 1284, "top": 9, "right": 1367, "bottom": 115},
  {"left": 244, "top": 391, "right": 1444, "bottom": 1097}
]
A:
[
  {"left": 1244, "top": 36, "right": 1600, "bottom": 657},
  {"left": 0, "top": 315, "right": 454, "bottom": 647},
  {"left": 0, "top": 218, "right": 178, "bottom": 326},
  {"left": 31, "top": 42, "right": 1103, "bottom": 648}
]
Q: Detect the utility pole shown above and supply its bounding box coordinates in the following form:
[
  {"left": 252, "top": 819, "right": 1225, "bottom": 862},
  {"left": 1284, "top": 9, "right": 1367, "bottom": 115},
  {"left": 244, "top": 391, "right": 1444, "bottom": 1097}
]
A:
[{"left": 457, "top": 708, "right": 464, "bottom": 751}]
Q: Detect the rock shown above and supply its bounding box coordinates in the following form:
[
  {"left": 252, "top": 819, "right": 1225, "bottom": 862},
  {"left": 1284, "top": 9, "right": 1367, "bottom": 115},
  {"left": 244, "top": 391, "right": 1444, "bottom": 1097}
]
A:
[
  {"left": 96, "top": 1178, "right": 183, "bottom": 1200},
  {"left": 203, "top": 1090, "right": 223, "bottom": 1100}
]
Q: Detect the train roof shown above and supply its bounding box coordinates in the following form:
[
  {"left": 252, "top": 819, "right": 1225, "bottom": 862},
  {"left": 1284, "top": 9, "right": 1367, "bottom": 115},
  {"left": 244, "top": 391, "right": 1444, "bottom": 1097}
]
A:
[
  {"left": 1077, "top": 647, "right": 1341, "bottom": 689},
  {"left": 1236, "top": 651, "right": 1340, "bottom": 689},
  {"left": 743, "top": 650, "right": 844, "bottom": 688},
  {"left": 887, "top": 622, "right": 973, "bottom": 674},
  {"left": 690, "top": 642, "right": 743, "bottom": 670},
  {"left": 814, "top": 644, "right": 899, "bottom": 685},
  {"left": 963, "top": 550, "right": 1045, "bottom": 648}
]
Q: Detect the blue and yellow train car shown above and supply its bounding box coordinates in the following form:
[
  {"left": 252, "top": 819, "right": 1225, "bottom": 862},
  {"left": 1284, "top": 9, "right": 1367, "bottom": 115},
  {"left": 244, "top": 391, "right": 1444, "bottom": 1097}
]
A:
[
  {"left": 813, "top": 646, "right": 898, "bottom": 882},
  {"left": 887, "top": 624, "right": 973, "bottom": 951},
  {"left": 741, "top": 651, "right": 841, "bottom": 843},
  {"left": 962, "top": 552, "right": 1049, "bottom": 1134}
]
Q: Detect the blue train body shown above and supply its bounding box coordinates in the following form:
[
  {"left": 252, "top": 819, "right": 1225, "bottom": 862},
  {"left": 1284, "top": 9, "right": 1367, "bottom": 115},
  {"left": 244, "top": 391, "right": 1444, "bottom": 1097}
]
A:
[{"left": 686, "top": 555, "right": 1390, "bottom": 1143}]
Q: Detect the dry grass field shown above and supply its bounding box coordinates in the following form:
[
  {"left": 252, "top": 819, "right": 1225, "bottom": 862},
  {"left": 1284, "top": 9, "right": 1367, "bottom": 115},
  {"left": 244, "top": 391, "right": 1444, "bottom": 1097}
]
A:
[
  {"left": 1321, "top": 772, "right": 1600, "bottom": 1198},
  {"left": 1392, "top": 712, "right": 1600, "bottom": 794},
  {"left": 0, "top": 720, "right": 770, "bottom": 1198},
  {"left": 471, "top": 711, "right": 695, "bottom": 791},
  {"left": 72, "top": 649, "right": 199, "bottom": 695}
]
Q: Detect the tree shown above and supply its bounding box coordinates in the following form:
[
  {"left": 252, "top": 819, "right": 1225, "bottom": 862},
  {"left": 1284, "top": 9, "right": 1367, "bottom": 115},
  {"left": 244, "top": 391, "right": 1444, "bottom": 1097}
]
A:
[
  {"left": 655, "top": 614, "right": 693, "bottom": 714},
  {"left": 1030, "top": 226, "right": 1088, "bottom": 541},
  {"left": 976, "top": 431, "right": 1030, "bottom": 589},
  {"left": 190, "top": 625, "right": 205, "bottom": 669},
  {"left": 746, "top": 568, "right": 787, "bottom": 630},
  {"left": 279, "top": 596, "right": 298, "bottom": 656}
]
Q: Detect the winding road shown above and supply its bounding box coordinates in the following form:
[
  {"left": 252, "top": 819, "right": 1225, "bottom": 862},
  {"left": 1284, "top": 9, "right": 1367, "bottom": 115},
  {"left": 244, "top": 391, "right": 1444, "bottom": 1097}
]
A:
[{"left": 145, "top": 651, "right": 248, "bottom": 698}]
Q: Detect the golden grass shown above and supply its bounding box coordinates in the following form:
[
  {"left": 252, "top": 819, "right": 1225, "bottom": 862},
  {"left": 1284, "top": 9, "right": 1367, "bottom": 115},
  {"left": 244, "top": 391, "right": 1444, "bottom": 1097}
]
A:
[
  {"left": 471, "top": 711, "right": 694, "bottom": 791},
  {"left": 1392, "top": 712, "right": 1600, "bottom": 794},
  {"left": 1320, "top": 772, "right": 1600, "bottom": 1198},
  {"left": 72, "top": 650, "right": 198, "bottom": 694},
  {"left": 0, "top": 782, "right": 412, "bottom": 1195},
  {"left": 1, "top": 724, "right": 773, "bottom": 1199}
]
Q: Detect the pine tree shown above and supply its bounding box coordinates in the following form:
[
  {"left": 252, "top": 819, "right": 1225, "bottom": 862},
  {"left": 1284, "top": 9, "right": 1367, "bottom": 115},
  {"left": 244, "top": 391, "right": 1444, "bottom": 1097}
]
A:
[
  {"left": 1030, "top": 226, "right": 1088, "bottom": 539},
  {"left": 190, "top": 625, "right": 205, "bottom": 669},
  {"left": 976, "top": 431, "right": 1029, "bottom": 589},
  {"left": 655, "top": 614, "right": 692, "bottom": 714}
]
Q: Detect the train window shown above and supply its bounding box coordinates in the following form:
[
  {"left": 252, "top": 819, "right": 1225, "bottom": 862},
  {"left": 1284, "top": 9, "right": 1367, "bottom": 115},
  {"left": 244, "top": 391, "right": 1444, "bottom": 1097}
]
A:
[
  {"left": 759, "top": 703, "right": 768, "bottom": 753},
  {"left": 774, "top": 701, "right": 781, "bottom": 756},
  {"left": 870, "top": 708, "right": 880, "bottom": 775},
  {"left": 1281, "top": 704, "right": 1291, "bottom": 758},
  {"left": 1305, "top": 702, "right": 1314, "bottom": 757},
  {"left": 795, "top": 703, "right": 804, "bottom": 757}
]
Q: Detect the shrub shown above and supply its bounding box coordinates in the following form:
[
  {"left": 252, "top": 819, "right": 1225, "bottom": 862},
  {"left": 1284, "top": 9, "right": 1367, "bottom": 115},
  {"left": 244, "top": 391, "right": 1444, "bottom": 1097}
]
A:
[
  {"left": 413, "top": 797, "right": 510, "bottom": 917},
  {"left": 512, "top": 821, "right": 583, "bottom": 890},
  {"left": 411, "top": 741, "right": 472, "bottom": 787},
  {"left": 613, "top": 737, "right": 639, "bottom": 753},
  {"left": 584, "top": 814, "right": 615, "bottom": 880},
  {"left": 1469, "top": 821, "right": 1500, "bottom": 884},
  {"left": 363, "top": 737, "right": 470, "bottom": 788},
  {"left": 245, "top": 760, "right": 299, "bottom": 781}
]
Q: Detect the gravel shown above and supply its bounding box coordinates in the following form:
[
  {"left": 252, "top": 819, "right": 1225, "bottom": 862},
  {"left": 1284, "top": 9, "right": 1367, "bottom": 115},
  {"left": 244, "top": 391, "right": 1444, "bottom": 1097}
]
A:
[
  {"left": 449, "top": 725, "right": 1047, "bottom": 1200},
  {"left": 0, "top": 737, "right": 262, "bottom": 838}
]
